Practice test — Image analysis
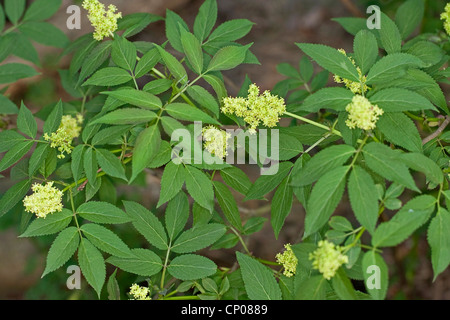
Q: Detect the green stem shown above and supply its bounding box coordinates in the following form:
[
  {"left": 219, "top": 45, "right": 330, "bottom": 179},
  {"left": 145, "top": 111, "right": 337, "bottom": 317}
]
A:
[
  {"left": 229, "top": 226, "right": 251, "bottom": 255},
  {"left": 284, "top": 111, "right": 343, "bottom": 137},
  {"left": 163, "top": 296, "right": 200, "bottom": 300}
]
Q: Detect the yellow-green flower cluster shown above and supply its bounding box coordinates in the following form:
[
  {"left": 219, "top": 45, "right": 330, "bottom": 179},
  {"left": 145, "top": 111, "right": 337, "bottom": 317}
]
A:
[
  {"left": 202, "top": 125, "right": 231, "bottom": 160},
  {"left": 275, "top": 243, "right": 298, "bottom": 278},
  {"left": 129, "top": 284, "right": 151, "bottom": 300},
  {"left": 441, "top": 3, "right": 450, "bottom": 35},
  {"left": 309, "top": 240, "right": 348, "bottom": 280},
  {"left": 82, "top": 0, "right": 122, "bottom": 41},
  {"left": 222, "top": 84, "right": 286, "bottom": 134},
  {"left": 44, "top": 114, "right": 83, "bottom": 159},
  {"left": 23, "top": 182, "right": 63, "bottom": 219},
  {"left": 334, "top": 49, "right": 369, "bottom": 94},
  {"left": 345, "top": 95, "right": 383, "bottom": 131}
]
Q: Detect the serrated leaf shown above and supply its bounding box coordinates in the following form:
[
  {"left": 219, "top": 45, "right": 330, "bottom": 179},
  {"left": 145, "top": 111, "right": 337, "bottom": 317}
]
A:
[
  {"left": 395, "top": 0, "right": 424, "bottom": 39},
  {"left": 111, "top": 35, "right": 136, "bottom": 71},
  {"left": 77, "top": 201, "right": 131, "bottom": 224},
  {"left": 291, "top": 145, "right": 355, "bottom": 187},
  {"left": 370, "top": 88, "right": 436, "bottom": 112},
  {"left": 0, "top": 140, "right": 34, "bottom": 172},
  {"left": 96, "top": 149, "right": 127, "bottom": 181},
  {"left": 236, "top": 252, "right": 282, "bottom": 300},
  {"left": 348, "top": 166, "right": 379, "bottom": 234},
  {"left": 301, "top": 87, "right": 354, "bottom": 113},
  {"left": 213, "top": 181, "right": 242, "bottom": 230},
  {"left": 131, "top": 125, "right": 161, "bottom": 182},
  {"left": 296, "top": 43, "right": 359, "bottom": 82},
  {"left": 207, "top": 45, "right": 249, "bottom": 72},
  {"left": 123, "top": 201, "right": 168, "bottom": 250},
  {"left": 206, "top": 19, "right": 254, "bottom": 44},
  {"left": 157, "top": 161, "right": 186, "bottom": 207},
  {"left": 180, "top": 28, "right": 203, "bottom": 74},
  {"left": 185, "top": 165, "right": 214, "bottom": 212},
  {"left": 398, "top": 152, "right": 443, "bottom": 185},
  {"left": 91, "top": 108, "right": 158, "bottom": 125},
  {"left": 19, "top": 21, "right": 69, "bottom": 48},
  {"left": 102, "top": 88, "right": 162, "bottom": 110},
  {"left": 187, "top": 85, "right": 219, "bottom": 117},
  {"left": 165, "top": 103, "right": 220, "bottom": 125},
  {"left": 155, "top": 45, "right": 187, "bottom": 83},
  {"left": 5, "top": 0, "right": 25, "bottom": 24},
  {"left": 271, "top": 176, "right": 293, "bottom": 238},
  {"left": 17, "top": 103, "right": 37, "bottom": 139},
  {"left": 81, "top": 223, "right": 132, "bottom": 258},
  {"left": 354, "top": 30, "right": 378, "bottom": 74},
  {"left": 428, "top": 208, "right": 450, "bottom": 280},
  {"left": 168, "top": 254, "right": 217, "bottom": 281},
  {"left": 304, "top": 166, "right": 349, "bottom": 238},
  {"left": 42, "top": 227, "right": 80, "bottom": 278},
  {"left": 194, "top": 0, "right": 217, "bottom": 42},
  {"left": 220, "top": 167, "right": 252, "bottom": 195},
  {"left": 83, "top": 67, "right": 133, "bottom": 87},
  {"left": 362, "top": 251, "right": 388, "bottom": 300},
  {"left": 107, "top": 248, "right": 162, "bottom": 277},
  {"left": 135, "top": 48, "right": 159, "bottom": 78},
  {"left": 43, "top": 100, "right": 63, "bottom": 135},
  {"left": 377, "top": 112, "right": 422, "bottom": 152},
  {"left": 365, "top": 53, "right": 423, "bottom": 84},
  {"left": 165, "top": 191, "right": 189, "bottom": 241},
  {"left": 332, "top": 268, "right": 358, "bottom": 300},
  {"left": 20, "top": 208, "right": 72, "bottom": 237},
  {"left": 372, "top": 195, "right": 435, "bottom": 247},
  {"left": 378, "top": 12, "right": 402, "bottom": 54},
  {"left": 78, "top": 238, "right": 106, "bottom": 298},
  {"left": 23, "top": 0, "right": 61, "bottom": 21},
  {"left": 0, "top": 63, "right": 39, "bottom": 84},
  {"left": 172, "top": 223, "right": 226, "bottom": 253}
]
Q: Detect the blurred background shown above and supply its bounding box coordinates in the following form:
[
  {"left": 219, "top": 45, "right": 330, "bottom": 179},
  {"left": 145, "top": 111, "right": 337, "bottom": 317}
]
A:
[{"left": 0, "top": 0, "right": 449, "bottom": 299}]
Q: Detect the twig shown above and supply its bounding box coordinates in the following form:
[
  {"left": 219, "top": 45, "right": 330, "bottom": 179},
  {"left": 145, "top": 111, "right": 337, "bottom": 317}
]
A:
[
  {"left": 340, "top": 0, "right": 364, "bottom": 17},
  {"left": 422, "top": 116, "right": 450, "bottom": 145}
]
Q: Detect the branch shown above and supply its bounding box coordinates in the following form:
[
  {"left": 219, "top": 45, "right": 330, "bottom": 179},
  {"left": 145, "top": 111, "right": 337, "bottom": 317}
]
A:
[{"left": 422, "top": 115, "right": 450, "bottom": 145}]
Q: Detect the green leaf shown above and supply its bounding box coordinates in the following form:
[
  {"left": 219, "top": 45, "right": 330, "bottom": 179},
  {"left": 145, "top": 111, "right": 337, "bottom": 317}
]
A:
[
  {"left": 71, "top": 145, "right": 85, "bottom": 184},
  {"left": 143, "top": 79, "right": 172, "bottom": 95},
  {"left": 77, "top": 201, "right": 131, "bottom": 225},
  {"left": 20, "top": 208, "right": 72, "bottom": 237},
  {"left": 134, "top": 48, "right": 159, "bottom": 78},
  {"left": 111, "top": 35, "right": 136, "bottom": 71},
  {"left": 428, "top": 208, "right": 450, "bottom": 280},
  {"left": 329, "top": 216, "right": 353, "bottom": 232},
  {"left": 5, "top": 0, "right": 25, "bottom": 24},
  {"left": 377, "top": 112, "right": 422, "bottom": 152},
  {"left": 213, "top": 181, "right": 242, "bottom": 230},
  {"left": 362, "top": 251, "right": 388, "bottom": 300},
  {"left": 405, "top": 41, "right": 444, "bottom": 68},
  {"left": 123, "top": 201, "right": 168, "bottom": 250},
  {"left": 23, "top": 0, "right": 61, "bottom": 21},
  {"left": 165, "top": 9, "right": 189, "bottom": 53},
  {"left": 243, "top": 217, "right": 267, "bottom": 235},
  {"left": 131, "top": 125, "right": 161, "bottom": 182},
  {"left": 83, "top": 67, "right": 133, "bottom": 87},
  {"left": 395, "top": 0, "right": 424, "bottom": 39},
  {"left": 220, "top": 167, "right": 252, "bottom": 195},
  {"left": 332, "top": 269, "right": 358, "bottom": 300},
  {"left": 107, "top": 269, "right": 121, "bottom": 300},
  {"left": 155, "top": 45, "right": 187, "bottom": 84},
  {"left": 81, "top": 224, "right": 132, "bottom": 258},
  {"left": 91, "top": 108, "right": 158, "bottom": 125},
  {"left": 206, "top": 19, "right": 253, "bottom": 44},
  {"left": 19, "top": 21, "right": 69, "bottom": 48},
  {"left": 245, "top": 162, "right": 293, "bottom": 200},
  {"left": 398, "top": 152, "right": 443, "bottom": 185},
  {"left": 0, "top": 95, "right": 18, "bottom": 114},
  {"left": 185, "top": 165, "right": 214, "bottom": 212},
  {"left": 0, "top": 141, "right": 34, "bottom": 172},
  {"left": 83, "top": 147, "right": 98, "bottom": 186},
  {"left": 11, "top": 33, "right": 40, "bottom": 65},
  {"left": 187, "top": 85, "right": 219, "bottom": 117},
  {"left": 102, "top": 88, "right": 162, "bottom": 110},
  {"left": 28, "top": 143, "right": 50, "bottom": 176},
  {"left": 348, "top": 166, "right": 379, "bottom": 234},
  {"left": 92, "top": 125, "right": 130, "bottom": 146},
  {"left": 165, "top": 103, "right": 220, "bottom": 125},
  {"left": 96, "top": 149, "right": 127, "bottom": 181},
  {"left": 180, "top": 28, "right": 203, "bottom": 74},
  {"left": 168, "top": 254, "right": 217, "bottom": 281},
  {"left": 0, "top": 179, "right": 31, "bottom": 218},
  {"left": 0, "top": 130, "right": 27, "bottom": 153},
  {"left": 295, "top": 275, "right": 327, "bottom": 300},
  {"left": 78, "top": 238, "right": 106, "bottom": 298},
  {"left": 157, "top": 161, "right": 186, "bottom": 207},
  {"left": 236, "top": 252, "right": 282, "bottom": 300},
  {"left": 372, "top": 195, "right": 435, "bottom": 247},
  {"left": 291, "top": 145, "right": 355, "bottom": 187},
  {"left": 194, "top": 0, "right": 217, "bottom": 42},
  {"left": 271, "top": 176, "right": 293, "bottom": 238},
  {"left": 354, "top": 30, "right": 378, "bottom": 74},
  {"left": 165, "top": 191, "right": 189, "bottom": 241},
  {"left": 370, "top": 88, "right": 436, "bottom": 112},
  {"left": 0, "top": 63, "right": 39, "bottom": 84},
  {"left": 78, "top": 41, "right": 112, "bottom": 85},
  {"left": 365, "top": 53, "right": 424, "bottom": 85},
  {"left": 304, "top": 166, "right": 349, "bottom": 238},
  {"left": 17, "top": 102, "right": 37, "bottom": 138},
  {"left": 207, "top": 45, "right": 249, "bottom": 72},
  {"left": 107, "top": 248, "right": 162, "bottom": 277},
  {"left": 172, "top": 223, "right": 226, "bottom": 253},
  {"left": 296, "top": 43, "right": 359, "bottom": 82},
  {"left": 301, "top": 87, "right": 354, "bottom": 113},
  {"left": 42, "top": 227, "right": 80, "bottom": 277},
  {"left": 204, "top": 74, "right": 227, "bottom": 101},
  {"left": 43, "top": 100, "right": 63, "bottom": 134},
  {"left": 363, "top": 142, "right": 419, "bottom": 192},
  {"left": 378, "top": 12, "right": 402, "bottom": 54}
]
